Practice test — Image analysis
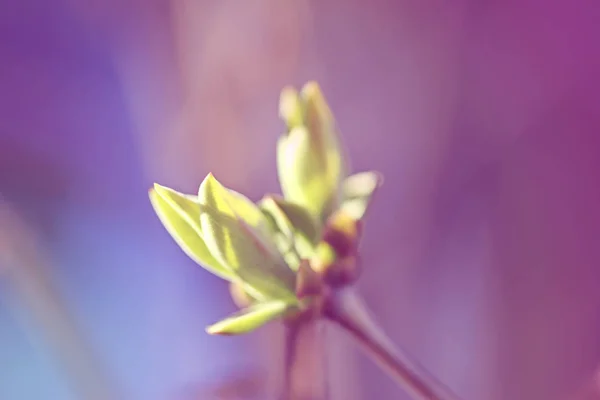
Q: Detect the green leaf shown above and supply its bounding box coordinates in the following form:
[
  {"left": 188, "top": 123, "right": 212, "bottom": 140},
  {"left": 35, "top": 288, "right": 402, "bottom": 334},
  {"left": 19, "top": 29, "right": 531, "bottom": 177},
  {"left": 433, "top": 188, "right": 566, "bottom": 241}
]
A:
[
  {"left": 300, "top": 82, "right": 335, "bottom": 143},
  {"left": 149, "top": 184, "right": 233, "bottom": 280},
  {"left": 259, "top": 196, "right": 320, "bottom": 269},
  {"left": 272, "top": 231, "right": 301, "bottom": 270},
  {"left": 277, "top": 126, "right": 342, "bottom": 221},
  {"left": 259, "top": 199, "right": 300, "bottom": 270},
  {"left": 277, "top": 82, "right": 347, "bottom": 221},
  {"left": 206, "top": 299, "right": 296, "bottom": 335},
  {"left": 259, "top": 197, "right": 294, "bottom": 241},
  {"left": 279, "top": 86, "right": 304, "bottom": 129},
  {"left": 198, "top": 173, "right": 296, "bottom": 300},
  {"left": 301, "top": 81, "right": 350, "bottom": 188},
  {"left": 340, "top": 171, "right": 383, "bottom": 220},
  {"left": 226, "top": 189, "right": 273, "bottom": 241},
  {"left": 261, "top": 196, "right": 321, "bottom": 244}
]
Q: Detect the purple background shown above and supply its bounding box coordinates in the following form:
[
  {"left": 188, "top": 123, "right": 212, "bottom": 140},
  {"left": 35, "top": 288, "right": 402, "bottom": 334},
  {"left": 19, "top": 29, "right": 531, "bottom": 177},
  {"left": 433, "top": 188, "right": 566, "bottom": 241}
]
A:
[{"left": 1, "top": 1, "right": 600, "bottom": 399}]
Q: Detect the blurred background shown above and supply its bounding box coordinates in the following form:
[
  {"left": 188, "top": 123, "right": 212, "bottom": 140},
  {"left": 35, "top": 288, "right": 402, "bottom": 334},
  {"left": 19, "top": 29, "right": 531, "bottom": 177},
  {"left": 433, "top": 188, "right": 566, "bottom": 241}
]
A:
[{"left": 1, "top": 0, "right": 600, "bottom": 399}]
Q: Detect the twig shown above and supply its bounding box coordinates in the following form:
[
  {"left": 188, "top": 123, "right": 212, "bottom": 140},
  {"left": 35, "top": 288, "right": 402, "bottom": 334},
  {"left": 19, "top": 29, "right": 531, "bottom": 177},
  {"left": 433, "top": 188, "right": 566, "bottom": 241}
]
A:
[
  {"left": 281, "top": 318, "right": 328, "bottom": 400},
  {"left": 325, "top": 289, "right": 462, "bottom": 400}
]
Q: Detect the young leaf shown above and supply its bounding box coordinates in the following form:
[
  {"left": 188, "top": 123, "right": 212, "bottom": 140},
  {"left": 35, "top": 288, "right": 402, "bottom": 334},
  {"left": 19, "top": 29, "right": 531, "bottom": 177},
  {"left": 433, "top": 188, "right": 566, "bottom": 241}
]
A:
[
  {"left": 260, "top": 195, "right": 321, "bottom": 245},
  {"left": 149, "top": 185, "right": 233, "bottom": 280},
  {"left": 301, "top": 81, "right": 349, "bottom": 197},
  {"left": 198, "top": 174, "right": 296, "bottom": 300},
  {"left": 340, "top": 171, "right": 383, "bottom": 220},
  {"left": 277, "top": 127, "right": 342, "bottom": 221},
  {"left": 279, "top": 86, "right": 304, "bottom": 129},
  {"left": 300, "top": 82, "right": 335, "bottom": 142},
  {"left": 259, "top": 206, "right": 300, "bottom": 270},
  {"left": 259, "top": 197, "right": 294, "bottom": 240},
  {"left": 259, "top": 196, "right": 319, "bottom": 268},
  {"left": 272, "top": 231, "right": 301, "bottom": 270},
  {"left": 277, "top": 82, "right": 347, "bottom": 221},
  {"left": 206, "top": 299, "right": 296, "bottom": 335},
  {"left": 227, "top": 189, "right": 273, "bottom": 241}
]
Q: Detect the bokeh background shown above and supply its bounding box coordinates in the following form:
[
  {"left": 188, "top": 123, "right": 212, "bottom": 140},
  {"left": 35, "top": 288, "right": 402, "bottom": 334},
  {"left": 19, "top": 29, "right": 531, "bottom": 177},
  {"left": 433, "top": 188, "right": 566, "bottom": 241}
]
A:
[{"left": 1, "top": 0, "right": 600, "bottom": 399}]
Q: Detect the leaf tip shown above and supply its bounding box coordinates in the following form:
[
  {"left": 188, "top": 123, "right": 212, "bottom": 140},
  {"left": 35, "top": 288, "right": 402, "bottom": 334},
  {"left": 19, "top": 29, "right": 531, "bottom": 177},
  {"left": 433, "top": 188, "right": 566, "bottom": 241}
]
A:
[
  {"left": 205, "top": 325, "right": 231, "bottom": 336},
  {"left": 301, "top": 80, "right": 321, "bottom": 95},
  {"left": 152, "top": 182, "right": 172, "bottom": 199},
  {"left": 279, "top": 86, "right": 303, "bottom": 129},
  {"left": 148, "top": 186, "right": 161, "bottom": 207},
  {"left": 200, "top": 172, "right": 222, "bottom": 193},
  {"left": 373, "top": 171, "right": 385, "bottom": 188}
]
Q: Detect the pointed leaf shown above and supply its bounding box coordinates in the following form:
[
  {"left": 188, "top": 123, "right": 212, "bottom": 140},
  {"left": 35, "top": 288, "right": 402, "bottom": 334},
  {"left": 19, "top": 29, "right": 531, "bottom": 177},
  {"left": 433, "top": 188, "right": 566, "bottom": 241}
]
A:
[
  {"left": 198, "top": 174, "right": 296, "bottom": 300},
  {"left": 149, "top": 185, "right": 232, "bottom": 280},
  {"left": 262, "top": 196, "right": 321, "bottom": 244},
  {"left": 279, "top": 86, "right": 304, "bottom": 129},
  {"left": 277, "top": 126, "right": 342, "bottom": 220},
  {"left": 206, "top": 300, "right": 296, "bottom": 335},
  {"left": 226, "top": 189, "right": 273, "bottom": 240},
  {"left": 340, "top": 171, "right": 383, "bottom": 220},
  {"left": 273, "top": 231, "right": 302, "bottom": 270},
  {"left": 259, "top": 206, "right": 299, "bottom": 270},
  {"left": 259, "top": 197, "right": 295, "bottom": 241},
  {"left": 259, "top": 196, "right": 319, "bottom": 269},
  {"left": 276, "top": 82, "right": 348, "bottom": 221},
  {"left": 300, "top": 82, "right": 335, "bottom": 140},
  {"left": 343, "top": 171, "right": 382, "bottom": 199},
  {"left": 301, "top": 81, "right": 350, "bottom": 187}
]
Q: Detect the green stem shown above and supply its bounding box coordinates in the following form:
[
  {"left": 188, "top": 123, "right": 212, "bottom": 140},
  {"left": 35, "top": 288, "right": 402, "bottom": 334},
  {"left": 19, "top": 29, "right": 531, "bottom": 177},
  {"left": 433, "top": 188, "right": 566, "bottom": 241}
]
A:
[{"left": 325, "top": 289, "right": 461, "bottom": 400}]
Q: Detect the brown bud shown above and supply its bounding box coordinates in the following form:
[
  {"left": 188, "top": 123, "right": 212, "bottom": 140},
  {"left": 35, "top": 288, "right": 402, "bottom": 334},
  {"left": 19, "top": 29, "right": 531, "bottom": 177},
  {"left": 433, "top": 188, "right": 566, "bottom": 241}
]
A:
[
  {"left": 322, "top": 210, "right": 361, "bottom": 258},
  {"left": 322, "top": 253, "right": 361, "bottom": 288}
]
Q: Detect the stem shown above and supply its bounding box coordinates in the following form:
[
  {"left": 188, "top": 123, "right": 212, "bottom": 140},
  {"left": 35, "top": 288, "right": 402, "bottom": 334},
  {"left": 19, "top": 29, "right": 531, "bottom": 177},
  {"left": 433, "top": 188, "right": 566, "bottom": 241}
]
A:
[
  {"left": 325, "top": 289, "right": 462, "bottom": 400},
  {"left": 281, "top": 318, "right": 328, "bottom": 400}
]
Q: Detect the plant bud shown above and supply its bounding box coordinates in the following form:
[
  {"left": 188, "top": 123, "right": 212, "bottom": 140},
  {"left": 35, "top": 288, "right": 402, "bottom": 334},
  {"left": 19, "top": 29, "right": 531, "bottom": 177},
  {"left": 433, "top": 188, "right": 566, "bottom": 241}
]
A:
[{"left": 277, "top": 82, "right": 347, "bottom": 221}]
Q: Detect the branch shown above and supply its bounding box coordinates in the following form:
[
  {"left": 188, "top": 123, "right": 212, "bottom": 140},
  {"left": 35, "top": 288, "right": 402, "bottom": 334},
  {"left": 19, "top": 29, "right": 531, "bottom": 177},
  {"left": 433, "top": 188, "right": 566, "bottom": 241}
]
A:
[
  {"left": 325, "top": 289, "right": 462, "bottom": 400},
  {"left": 281, "top": 318, "right": 328, "bottom": 400}
]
